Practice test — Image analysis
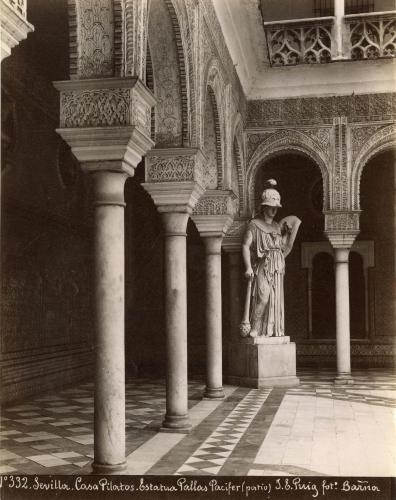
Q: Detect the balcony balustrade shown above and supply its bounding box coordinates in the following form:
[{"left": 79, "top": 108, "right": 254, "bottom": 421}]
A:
[
  {"left": 345, "top": 11, "right": 396, "bottom": 59},
  {"left": 264, "top": 11, "right": 396, "bottom": 66}
]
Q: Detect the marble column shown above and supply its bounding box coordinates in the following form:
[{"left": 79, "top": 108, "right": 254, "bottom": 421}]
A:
[
  {"left": 334, "top": 247, "right": 353, "bottom": 384},
  {"left": 202, "top": 235, "right": 225, "bottom": 399},
  {"left": 161, "top": 211, "right": 191, "bottom": 430},
  {"left": 192, "top": 194, "right": 235, "bottom": 400},
  {"left": 55, "top": 77, "right": 156, "bottom": 471},
  {"left": 91, "top": 170, "right": 128, "bottom": 472},
  {"left": 143, "top": 147, "right": 206, "bottom": 430}
]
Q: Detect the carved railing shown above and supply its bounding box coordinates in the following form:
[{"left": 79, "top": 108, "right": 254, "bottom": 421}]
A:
[
  {"left": 345, "top": 11, "right": 396, "bottom": 60},
  {"left": 263, "top": 11, "right": 396, "bottom": 66},
  {"left": 3, "top": 0, "right": 26, "bottom": 17},
  {"left": 264, "top": 17, "right": 334, "bottom": 66}
]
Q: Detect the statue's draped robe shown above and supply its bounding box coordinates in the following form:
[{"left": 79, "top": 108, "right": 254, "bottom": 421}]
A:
[{"left": 246, "top": 219, "right": 286, "bottom": 337}]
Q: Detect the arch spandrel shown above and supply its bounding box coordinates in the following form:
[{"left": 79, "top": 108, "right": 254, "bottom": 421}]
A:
[
  {"left": 351, "top": 124, "right": 396, "bottom": 210},
  {"left": 246, "top": 129, "right": 331, "bottom": 216}
]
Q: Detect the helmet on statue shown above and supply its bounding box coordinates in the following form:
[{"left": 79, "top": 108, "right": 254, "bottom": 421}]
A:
[{"left": 260, "top": 179, "right": 282, "bottom": 207}]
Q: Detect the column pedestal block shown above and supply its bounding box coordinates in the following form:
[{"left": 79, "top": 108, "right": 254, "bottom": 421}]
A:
[{"left": 227, "top": 337, "right": 299, "bottom": 387}]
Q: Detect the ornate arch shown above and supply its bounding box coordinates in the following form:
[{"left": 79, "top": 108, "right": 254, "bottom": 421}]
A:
[
  {"left": 231, "top": 113, "right": 246, "bottom": 215},
  {"left": 246, "top": 129, "right": 330, "bottom": 215},
  {"left": 147, "top": 0, "right": 189, "bottom": 147},
  {"left": 351, "top": 124, "right": 396, "bottom": 210},
  {"left": 203, "top": 58, "right": 227, "bottom": 188}
]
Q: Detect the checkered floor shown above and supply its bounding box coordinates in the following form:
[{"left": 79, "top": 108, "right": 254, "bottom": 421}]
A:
[
  {"left": 1, "top": 370, "right": 395, "bottom": 476},
  {"left": 176, "top": 389, "right": 271, "bottom": 475}
]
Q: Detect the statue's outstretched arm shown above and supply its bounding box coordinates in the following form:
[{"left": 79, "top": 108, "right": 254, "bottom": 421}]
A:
[{"left": 279, "top": 216, "right": 301, "bottom": 258}]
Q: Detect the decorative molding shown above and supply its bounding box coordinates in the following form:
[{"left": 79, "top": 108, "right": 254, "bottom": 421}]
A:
[
  {"left": 246, "top": 128, "right": 331, "bottom": 214},
  {"left": 123, "top": 0, "right": 148, "bottom": 80},
  {"left": 75, "top": 0, "right": 114, "bottom": 78},
  {"left": 145, "top": 147, "right": 205, "bottom": 186},
  {"left": 54, "top": 78, "right": 155, "bottom": 171},
  {"left": 324, "top": 211, "right": 360, "bottom": 232},
  {"left": 350, "top": 124, "right": 387, "bottom": 161},
  {"left": 333, "top": 116, "right": 349, "bottom": 210},
  {"left": 352, "top": 123, "right": 396, "bottom": 209},
  {"left": 56, "top": 78, "right": 154, "bottom": 136},
  {"left": 247, "top": 93, "right": 396, "bottom": 127},
  {"left": 192, "top": 190, "right": 237, "bottom": 216}
]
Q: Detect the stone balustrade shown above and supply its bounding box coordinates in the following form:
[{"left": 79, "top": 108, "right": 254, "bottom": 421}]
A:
[
  {"left": 345, "top": 11, "right": 396, "bottom": 60},
  {"left": 263, "top": 11, "right": 396, "bottom": 66}
]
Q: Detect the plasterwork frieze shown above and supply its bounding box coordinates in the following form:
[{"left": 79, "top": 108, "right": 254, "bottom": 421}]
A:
[
  {"left": 333, "top": 117, "right": 349, "bottom": 210},
  {"left": 193, "top": 195, "right": 232, "bottom": 216},
  {"left": 324, "top": 211, "right": 360, "bottom": 232},
  {"left": 75, "top": 0, "right": 114, "bottom": 78},
  {"left": 145, "top": 151, "right": 205, "bottom": 186},
  {"left": 248, "top": 93, "right": 396, "bottom": 127},
  {"left": 350, "top": 124, "right": 387, "bottom": 161},
  {"left": 352, "top": 124, "right": 396, "bottom": 209},
  {"left": 59, "top": 87, "right": 151, "bottom": 135},
  {"left": 246, "top": 129, "right": 331, "bottom": 214}
]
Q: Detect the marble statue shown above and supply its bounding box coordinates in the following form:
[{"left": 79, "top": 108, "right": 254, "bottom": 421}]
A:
[{"left": 241, "top": 179, "right": 301, "bottom": 338}]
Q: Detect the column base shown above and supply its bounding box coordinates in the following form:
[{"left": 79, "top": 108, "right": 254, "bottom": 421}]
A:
[
  {"left": 203, "top": 387, "right": 225, "bottom": 399},
  {"left": 92, "top": 460, "right": 127, "bottom": 474},
  {"left": 334, "top": 373, "right": 354, "bottom": 385},
  {"left": 160, "top": 414, "right": 192, "bottom": 433}
]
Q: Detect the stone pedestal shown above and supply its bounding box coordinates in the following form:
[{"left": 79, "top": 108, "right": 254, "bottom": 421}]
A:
[{"left": 227, "top": 336, "right": 299, "bottom": 387}]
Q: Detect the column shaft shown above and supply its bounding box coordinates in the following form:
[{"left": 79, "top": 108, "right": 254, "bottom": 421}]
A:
[
  {"left": 92, "top": 171, "right": 127, "bottom": 472},
  {"left": 162, "top": 212, "right": 191, "bottom": 430},
  {"left": 204, "top": 237, "right": 224, "bottom": 399},
  {"left": 334, "top": 247, "right": 352, "bottom": 381}
]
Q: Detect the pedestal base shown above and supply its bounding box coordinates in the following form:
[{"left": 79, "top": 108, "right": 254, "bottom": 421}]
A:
[{"left": 227, "top": 336, "right": 299, "bottom": 388}]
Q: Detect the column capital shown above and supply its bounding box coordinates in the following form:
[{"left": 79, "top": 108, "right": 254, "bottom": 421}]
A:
[
  {"left": 142, "top": 148, "right": 206, "bottom": 213},
  {"left": 324, "top": 210, "right": 360, "bottom": 249},
  {"left": 192, "top": 190, "right": 236, "bottom": 238},
  {"left": 54, "top": 77, "right": 155, "bottom": 174},
  {"left": 1, "top": 0, "right": 34, "bottom": 61}
]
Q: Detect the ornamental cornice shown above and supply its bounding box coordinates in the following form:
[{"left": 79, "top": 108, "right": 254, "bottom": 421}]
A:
[
  {"left": 145, "top": 148, "right": 206, "bottom": 187},
  {"left": 54, "top": 78, "right": 155, "bottom": 136}
]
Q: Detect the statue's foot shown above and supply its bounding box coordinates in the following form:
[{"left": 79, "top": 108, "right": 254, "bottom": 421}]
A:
[{"left": 250, "top": 329, "right": 258, "bottom": 338}]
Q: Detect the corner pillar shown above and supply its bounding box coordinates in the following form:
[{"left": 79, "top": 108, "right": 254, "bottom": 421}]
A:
[
  {"left": 143, "top": 148, "right": 205, "bottom": 429},
  {"left": 55, "top": 77, "right": 155, "bottom": 472}
]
